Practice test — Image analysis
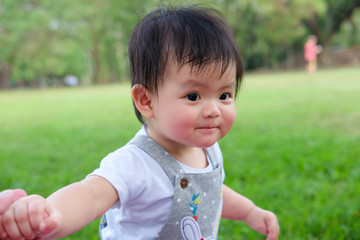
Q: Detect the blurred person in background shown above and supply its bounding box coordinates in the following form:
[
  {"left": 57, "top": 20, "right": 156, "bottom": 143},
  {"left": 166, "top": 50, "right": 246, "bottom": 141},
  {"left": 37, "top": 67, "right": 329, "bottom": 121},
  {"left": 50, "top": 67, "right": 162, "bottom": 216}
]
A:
[{"left": 304, "top": 35, "right": 322, "bottom": 73}]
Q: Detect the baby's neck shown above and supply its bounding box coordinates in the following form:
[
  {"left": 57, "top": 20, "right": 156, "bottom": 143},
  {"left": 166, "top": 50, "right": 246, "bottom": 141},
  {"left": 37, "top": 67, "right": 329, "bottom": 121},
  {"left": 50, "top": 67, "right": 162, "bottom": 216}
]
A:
[
  {"left": 172, "top": 147, "right": 208, "bottom": 169},
  {"left": 145, "top": 124, "right": 208, "bottom": 169}
]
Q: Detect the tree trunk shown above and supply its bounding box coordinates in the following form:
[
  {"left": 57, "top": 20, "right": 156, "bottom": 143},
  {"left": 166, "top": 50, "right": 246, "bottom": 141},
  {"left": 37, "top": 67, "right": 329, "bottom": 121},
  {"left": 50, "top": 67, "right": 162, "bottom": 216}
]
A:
[
  {"left": 89, "top": 21, "right": 101, "bottom": 84},
  {"left": 91, "top": 45, "right": 101, "bottom": 84},
  {"left": 0, "top": 64, "right": 12, "bottom": 89}
]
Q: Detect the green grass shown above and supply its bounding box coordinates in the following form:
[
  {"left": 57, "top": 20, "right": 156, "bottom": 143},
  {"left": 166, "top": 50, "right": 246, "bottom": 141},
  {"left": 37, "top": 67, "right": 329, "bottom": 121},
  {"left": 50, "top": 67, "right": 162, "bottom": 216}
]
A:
[{"left": 1, "top": 67, "right": 359, "bottom": 239}]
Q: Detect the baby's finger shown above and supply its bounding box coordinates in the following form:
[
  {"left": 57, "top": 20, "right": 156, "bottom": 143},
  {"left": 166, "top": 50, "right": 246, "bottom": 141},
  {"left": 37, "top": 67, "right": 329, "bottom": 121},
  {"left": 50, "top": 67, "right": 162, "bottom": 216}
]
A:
[
  {"left": 2, "top": 207, "right": 24, "bottom": 240},
  {"left": 267, "top": 226, "right": 280, "bottom": 240},
  {"left": 39, "top": 203, "right": 61, "bottom": 234},
  {"left": 14, "top": 203, "right": 37, "bottom": 239},
  {"left": 0, "top": 216, "right": 8, "bottom": 239},
  {"left": 266, "top": 215, "right": 280, "bottom": 240},
  {"left": 28, "top": 198, "right": 47, "bottom": 232}
]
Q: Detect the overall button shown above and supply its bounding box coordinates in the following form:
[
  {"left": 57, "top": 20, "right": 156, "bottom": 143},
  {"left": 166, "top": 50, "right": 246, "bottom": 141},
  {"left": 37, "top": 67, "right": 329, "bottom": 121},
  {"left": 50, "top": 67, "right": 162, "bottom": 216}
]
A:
[{"left": 180, "top": 178, "right": 188, "bottom": 188}]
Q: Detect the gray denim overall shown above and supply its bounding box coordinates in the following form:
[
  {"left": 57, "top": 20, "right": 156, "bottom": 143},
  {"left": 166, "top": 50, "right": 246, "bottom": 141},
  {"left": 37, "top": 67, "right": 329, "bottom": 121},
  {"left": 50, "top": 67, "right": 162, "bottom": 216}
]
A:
[
  {"left": 100, "top": 134, "right": 224, "bottom": 240},
  {"left": 132, "top": 135, "right": 224, "bottom": 240}
]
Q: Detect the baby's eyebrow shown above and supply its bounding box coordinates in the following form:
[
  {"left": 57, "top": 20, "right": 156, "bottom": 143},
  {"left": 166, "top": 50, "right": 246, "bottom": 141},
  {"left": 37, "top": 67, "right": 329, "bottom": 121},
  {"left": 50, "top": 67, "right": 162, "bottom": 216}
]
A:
[
  {"left": 220, "top": 81, "right": 236, "bottom": 88},
  {"left": 182, "top": 79, "right": 206, "bottom": 88},
  {"left": 182, "top": 79, "right": 236, "bottom": 90}
]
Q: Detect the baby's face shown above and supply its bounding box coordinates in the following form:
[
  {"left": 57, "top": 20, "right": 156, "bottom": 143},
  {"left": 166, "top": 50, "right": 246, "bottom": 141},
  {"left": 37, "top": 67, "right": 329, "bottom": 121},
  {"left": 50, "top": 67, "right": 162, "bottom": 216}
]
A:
[{"left": 147, "top": 62, "right": 237, "bottom": 149}]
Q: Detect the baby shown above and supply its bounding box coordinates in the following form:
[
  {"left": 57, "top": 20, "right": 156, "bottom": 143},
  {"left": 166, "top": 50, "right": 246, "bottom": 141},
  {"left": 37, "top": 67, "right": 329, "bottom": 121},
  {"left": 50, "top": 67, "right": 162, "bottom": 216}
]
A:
[{"left": 0, "top": 5, "right": 279, "bottom": 240}]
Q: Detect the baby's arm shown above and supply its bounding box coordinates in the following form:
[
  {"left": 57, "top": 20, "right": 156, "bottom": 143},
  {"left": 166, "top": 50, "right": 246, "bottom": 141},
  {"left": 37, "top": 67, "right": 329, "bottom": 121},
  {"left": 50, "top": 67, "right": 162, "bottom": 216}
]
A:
[
  {"left": 1, "top": 175, "right": 118, "bottom": 240},
  {"left": 222, "top": 184, "right": 279, "bottom": 240}
]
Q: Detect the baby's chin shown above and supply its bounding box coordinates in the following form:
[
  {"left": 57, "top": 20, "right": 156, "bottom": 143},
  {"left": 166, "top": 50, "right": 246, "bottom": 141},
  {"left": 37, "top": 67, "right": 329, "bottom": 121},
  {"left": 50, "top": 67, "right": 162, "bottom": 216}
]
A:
[
  {"left": 182, "top": 132, "right": 225, "bottom": 148},
  {"left": 191, "top": 139, "right": 219, "bottom": 149}
]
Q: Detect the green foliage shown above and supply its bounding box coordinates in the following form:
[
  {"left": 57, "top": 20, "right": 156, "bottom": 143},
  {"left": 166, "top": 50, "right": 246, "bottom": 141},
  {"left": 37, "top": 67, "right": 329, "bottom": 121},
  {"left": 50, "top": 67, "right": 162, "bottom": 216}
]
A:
[
  {"left": 333, "top": 8, "right": 360, "bottom": 47},
  {"left": 219, "top": 0, "right": 322, "bottom": 69},
  {"left": 303, "top": 0, "right": 360, "bottom": 63},
  {"left": 1, "top": 67, "right": 359, "bottom": 239},
  {"left": 0, "top": 0, "right": 359, "bottom": 87}
]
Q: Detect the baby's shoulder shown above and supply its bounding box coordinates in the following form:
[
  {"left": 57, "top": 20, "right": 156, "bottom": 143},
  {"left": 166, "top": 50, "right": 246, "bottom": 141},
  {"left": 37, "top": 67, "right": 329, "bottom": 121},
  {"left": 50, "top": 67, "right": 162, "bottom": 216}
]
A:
[{"left": 100, "top": 143, "right": 156, "bottom": 168}]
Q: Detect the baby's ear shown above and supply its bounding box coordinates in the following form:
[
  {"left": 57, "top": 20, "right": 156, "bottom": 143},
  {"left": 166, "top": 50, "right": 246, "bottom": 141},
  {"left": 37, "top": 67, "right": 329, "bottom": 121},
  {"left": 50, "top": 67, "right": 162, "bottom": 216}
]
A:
[{"left": 131, "top": 84, "right": 154, "bottom": 119}]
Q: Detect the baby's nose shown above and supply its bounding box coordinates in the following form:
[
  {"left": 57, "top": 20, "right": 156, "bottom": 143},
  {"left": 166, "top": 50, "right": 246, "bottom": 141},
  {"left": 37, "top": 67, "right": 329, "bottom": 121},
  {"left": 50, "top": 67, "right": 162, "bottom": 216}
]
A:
[{"left": 202, "top": 101, "right": 221, "bottom": 118}]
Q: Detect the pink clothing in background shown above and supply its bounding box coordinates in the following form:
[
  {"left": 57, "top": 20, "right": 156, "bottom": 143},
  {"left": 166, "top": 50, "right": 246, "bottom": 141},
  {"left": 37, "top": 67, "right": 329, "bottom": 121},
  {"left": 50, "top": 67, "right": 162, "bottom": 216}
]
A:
[{"left": 304, "top": 38, "right": 317, "bottom": 62}]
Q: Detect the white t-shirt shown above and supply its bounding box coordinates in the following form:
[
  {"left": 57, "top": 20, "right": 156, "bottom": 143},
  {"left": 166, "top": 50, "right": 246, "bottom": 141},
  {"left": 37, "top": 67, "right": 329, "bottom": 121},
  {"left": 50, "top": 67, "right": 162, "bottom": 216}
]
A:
[{"left": 90, "top": 126, "right": 224, "bottom": 240}]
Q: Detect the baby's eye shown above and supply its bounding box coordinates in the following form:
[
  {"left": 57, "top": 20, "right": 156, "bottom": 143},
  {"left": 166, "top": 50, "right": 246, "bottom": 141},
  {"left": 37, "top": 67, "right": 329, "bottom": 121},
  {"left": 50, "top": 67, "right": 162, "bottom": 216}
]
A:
[
  {"left": 186, "top": 93, "right": 200, "bottom": 101},
  {"left": 219, "top": 92, "right": 231, "bottom": 100}
]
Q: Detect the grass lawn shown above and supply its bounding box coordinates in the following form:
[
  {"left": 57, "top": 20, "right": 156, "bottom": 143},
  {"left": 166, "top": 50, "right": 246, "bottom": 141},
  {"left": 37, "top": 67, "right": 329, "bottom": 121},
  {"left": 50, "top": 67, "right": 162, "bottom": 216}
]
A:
[{"left": 1, "top": 67, "right": 359, "bottom": 239}]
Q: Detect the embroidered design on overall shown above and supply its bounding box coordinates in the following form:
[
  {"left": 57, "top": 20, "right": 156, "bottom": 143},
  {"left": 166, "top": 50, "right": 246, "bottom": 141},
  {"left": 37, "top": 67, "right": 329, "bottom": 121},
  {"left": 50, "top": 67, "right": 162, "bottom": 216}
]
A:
[
  {"left": 189, "top": 193, "right": 201, "bottom": 221},
  {"left": 100, "top": 214, "right": 108, "bottom": 230}
]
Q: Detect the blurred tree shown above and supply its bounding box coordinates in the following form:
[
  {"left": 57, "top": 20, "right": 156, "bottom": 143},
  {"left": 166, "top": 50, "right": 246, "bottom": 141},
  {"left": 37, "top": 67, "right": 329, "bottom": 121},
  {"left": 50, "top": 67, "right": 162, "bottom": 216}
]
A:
[
  {"left": 220, "top": 0, "right": 360, "bottom": 69},
  {"left": 221, "top": 0, "right": 316, "bottom": 69},
  {"left": 0, "top": 0, "right": 142, "bottom": 87},
  {"left": 303, "top": 0, "right": 360, "bottom": 65},
  {"left": 0, "top": 0, "right": 42, "bottom": 87},
  {"left": 43, "top": 0, "right": 140, "bottom": 84},
  {"left": 0, "top": 0, "right": 86, "bottom": 87},
  {"left": 1, "top": 0, "right": 359, "bottom": 88},
  {"left": 333, "top": 8, "right": 360, "bottom": 47}
]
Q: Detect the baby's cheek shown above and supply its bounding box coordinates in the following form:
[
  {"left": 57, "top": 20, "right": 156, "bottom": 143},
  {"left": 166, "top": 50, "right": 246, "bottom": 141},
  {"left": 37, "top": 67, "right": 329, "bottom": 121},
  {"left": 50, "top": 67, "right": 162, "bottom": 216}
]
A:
[
  {"left": 173, "top": 117, "right": 190, "bottom": 132},
  {"left": 223, "top": 108, "right": 236, "bottom": 132},
  {"left": 169, "top": 116, "right": 193, "bottom": 137}
]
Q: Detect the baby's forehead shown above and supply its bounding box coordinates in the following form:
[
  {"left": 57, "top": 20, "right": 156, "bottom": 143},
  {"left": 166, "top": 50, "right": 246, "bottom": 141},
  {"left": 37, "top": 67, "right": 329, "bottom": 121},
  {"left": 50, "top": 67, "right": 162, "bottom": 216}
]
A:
[{"left": 165, "top": 59, "right": 236, "bottom": 79}]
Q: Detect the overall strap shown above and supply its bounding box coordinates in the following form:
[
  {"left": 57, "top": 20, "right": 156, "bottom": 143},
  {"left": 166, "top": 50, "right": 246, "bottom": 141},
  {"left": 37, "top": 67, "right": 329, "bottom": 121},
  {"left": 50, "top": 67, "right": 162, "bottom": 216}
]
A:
[
  {"left": 129, "top": 135, "right": 182, "bottom": 187},
  {"left": 205, "top": 145, "right": 220, "bottom": 169},
  {"left": 129, "top": 134, "right": 220, "bottom": 187}
]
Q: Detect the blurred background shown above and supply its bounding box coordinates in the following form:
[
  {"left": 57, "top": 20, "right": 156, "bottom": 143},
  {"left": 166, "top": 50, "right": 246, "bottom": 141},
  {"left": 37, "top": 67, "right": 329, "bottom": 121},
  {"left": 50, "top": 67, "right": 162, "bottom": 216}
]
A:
[
  {"left": 1, "top": 1, "right": 360, "bottom": 239},
  {"left": 1, "top": 0, "right": 359, "bottom": 89}
]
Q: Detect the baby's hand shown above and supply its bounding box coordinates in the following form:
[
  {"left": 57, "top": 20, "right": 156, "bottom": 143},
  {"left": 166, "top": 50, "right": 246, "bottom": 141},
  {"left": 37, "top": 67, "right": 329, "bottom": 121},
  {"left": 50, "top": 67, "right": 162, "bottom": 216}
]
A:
[
  {"left": 0, "top": 194, "right": 61, "bottom": 240},
  {"left": 245, "top": 206, "right": 280, "bottom": 240}
]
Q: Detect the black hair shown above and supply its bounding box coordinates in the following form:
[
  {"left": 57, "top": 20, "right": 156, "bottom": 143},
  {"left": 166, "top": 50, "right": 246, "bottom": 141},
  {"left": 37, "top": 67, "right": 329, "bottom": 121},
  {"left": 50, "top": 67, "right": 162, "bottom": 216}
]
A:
[{"left": 128, "top": 5, "right": 243, "bottom": 123}]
